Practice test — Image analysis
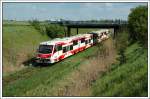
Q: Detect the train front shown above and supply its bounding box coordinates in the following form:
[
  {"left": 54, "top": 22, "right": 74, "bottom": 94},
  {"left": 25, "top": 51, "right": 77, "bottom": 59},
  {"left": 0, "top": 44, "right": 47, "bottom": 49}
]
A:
[{"left": 35, "top": 43, "right": 55, "bottom": 64}]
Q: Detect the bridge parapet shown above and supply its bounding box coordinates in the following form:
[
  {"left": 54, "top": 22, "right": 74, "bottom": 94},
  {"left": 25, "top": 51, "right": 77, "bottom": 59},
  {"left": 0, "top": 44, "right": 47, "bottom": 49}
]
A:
[{"left": 49, "top": 20, "right": 128, "bottom": 37}]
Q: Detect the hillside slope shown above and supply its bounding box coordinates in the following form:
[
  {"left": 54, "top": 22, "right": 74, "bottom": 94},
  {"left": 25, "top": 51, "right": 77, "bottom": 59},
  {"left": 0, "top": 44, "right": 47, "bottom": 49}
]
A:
[
  {"left": 91, "top": 43, "right": 148, "bottom": 96},
  {"left": 3, "top": 38, "right": 117, "bottom": 96},
  {"left": 3, "top": 25, "right": 49, "bottom": 75}
]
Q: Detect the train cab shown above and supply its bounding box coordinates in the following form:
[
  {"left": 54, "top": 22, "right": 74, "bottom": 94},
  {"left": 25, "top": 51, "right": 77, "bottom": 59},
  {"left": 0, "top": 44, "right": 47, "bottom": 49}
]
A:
[{"left": 36, "top": 44, "right": 54, "bottom": 63}]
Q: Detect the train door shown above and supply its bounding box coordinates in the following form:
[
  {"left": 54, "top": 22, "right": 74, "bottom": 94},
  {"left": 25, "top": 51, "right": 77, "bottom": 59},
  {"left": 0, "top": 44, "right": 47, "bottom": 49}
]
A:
[
  {"left": 62, "top": 45, "right": 70, "bottom": 58},
  {"left": 93, "top": 34, "right": 98, "bottom": 44},
  {"left": 80, "top": 38, "right": 85, "bottom": 50},
  {"left": 53, "top": 44, "right": 62, "bottom": 60},
  {"left": 78, "top": 39, "right": 81, "bottom": 50},
  {"left": 73, "top": 40, "right": 78, "bottom": 53}
]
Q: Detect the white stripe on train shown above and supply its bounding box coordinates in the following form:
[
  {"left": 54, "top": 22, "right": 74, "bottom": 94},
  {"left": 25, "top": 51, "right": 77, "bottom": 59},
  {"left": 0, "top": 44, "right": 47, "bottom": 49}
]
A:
[{"left": 35, "top": 29, "right": 111, "bottom": 64}]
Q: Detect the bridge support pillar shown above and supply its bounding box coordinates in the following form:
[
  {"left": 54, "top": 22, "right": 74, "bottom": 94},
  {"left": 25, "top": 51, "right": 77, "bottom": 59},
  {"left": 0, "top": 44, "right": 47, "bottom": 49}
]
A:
[{"left": 67, "top": 27, "right": 71, "bottom": 37}]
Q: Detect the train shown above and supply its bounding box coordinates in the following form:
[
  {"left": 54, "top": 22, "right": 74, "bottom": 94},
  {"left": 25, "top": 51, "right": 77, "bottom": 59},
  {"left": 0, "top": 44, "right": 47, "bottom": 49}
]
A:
[{"left": 35, "top": 29, "right": 111, "bottom": 64}]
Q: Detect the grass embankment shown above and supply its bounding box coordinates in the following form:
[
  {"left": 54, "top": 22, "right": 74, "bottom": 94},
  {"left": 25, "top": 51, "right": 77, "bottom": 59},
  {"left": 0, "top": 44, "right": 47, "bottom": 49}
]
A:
[
  {"left": 3, "top": 24, "right": 49, "bottom": 75},
  {"left": 41, "top": 38, "right": 116, "bottom": 96},
  {"left": 3, "top": 21, "right": 101, "bottom": 75},
  {"left": 91, "top": 43, "right": 148, "bottom": 96},
  {"left": 3, "top": 38, "right": 117, "bottom": 96},
  {"left": 3, "top": 45, "right": 99, "bottom": 96}
]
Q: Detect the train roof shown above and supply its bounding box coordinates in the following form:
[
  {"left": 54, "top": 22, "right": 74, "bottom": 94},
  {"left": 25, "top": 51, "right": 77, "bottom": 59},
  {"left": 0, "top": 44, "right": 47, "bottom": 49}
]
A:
[
  {"left": 40, "top": 29, "right": 108, "bottom": 46},
  {"left": 40, "top": 34, "right": 86, "bottom": 46}
]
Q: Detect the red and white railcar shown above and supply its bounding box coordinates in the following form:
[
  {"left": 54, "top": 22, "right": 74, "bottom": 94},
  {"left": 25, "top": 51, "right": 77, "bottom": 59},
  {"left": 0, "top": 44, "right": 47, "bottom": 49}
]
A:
[
  {"left": 36, "top": 29, "right": 110, "bottom": 64},
  {"left": 91, "top": 29, "right": 110, "bottom": 42},
  {"left": 36, "top": 33, "right": 93, "bottom": 63}
]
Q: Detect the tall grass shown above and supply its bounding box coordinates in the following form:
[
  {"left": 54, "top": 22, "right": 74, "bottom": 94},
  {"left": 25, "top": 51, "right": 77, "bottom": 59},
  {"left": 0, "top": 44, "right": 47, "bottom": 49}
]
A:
[
  {"left": 3, "top": 46, "right": 99, "bottom": 96},
  {"left": 91, "top": 43, "right": 148, "bottom": 96},
  {"left": 29, "top": 38, "right": 116, "bottom": 96},
  {"left": 3, "top": 25, "right": 49, "bottom": 75}
]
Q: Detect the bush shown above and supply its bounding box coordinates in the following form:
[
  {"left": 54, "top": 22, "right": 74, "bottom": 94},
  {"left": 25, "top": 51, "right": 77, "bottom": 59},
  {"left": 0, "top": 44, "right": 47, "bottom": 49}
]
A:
[
  {"left": 117, "top": 49, "right": 126, "bottom": 65},
  {"left": 29, "top": 20, "right": 45, "bottom": 35},
  {"left": 29, "top": 20, "right": 65, "bottom": 39},
  {"left": 44, "top": 24, "right": 65, "bottom": 39},
  {"left": 128, "top": 6, "right": 148, "bottom": 47},
  {"left": 115, "top": 31, "right": 129, "bottom": 65}
]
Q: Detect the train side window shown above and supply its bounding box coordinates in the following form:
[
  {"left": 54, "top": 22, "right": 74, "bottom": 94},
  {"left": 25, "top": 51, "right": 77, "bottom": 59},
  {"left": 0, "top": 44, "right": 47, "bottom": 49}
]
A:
[
  {"left": 85, "top": 40, "right": 88, "bottom": 44},
  {"left": 57, "top": 45, "right": 62, "bottom": 51},
  {"left": 81, "top": 38, "right": 85, "bottom": 43},
  {"left": 63, "top": 47, "right": 67, "bottom": 53},
  {"left": 70, "top": 45, "right": 73, "bottom": 50},
  {"left": 89, "top": 39, "right": 91, "bottom": 43},
  {"left": 73, "top": 40, "right": 78, "bottom": 46},
  {"left": 68, "top": 46, "right": 70, "bottom": 51}
]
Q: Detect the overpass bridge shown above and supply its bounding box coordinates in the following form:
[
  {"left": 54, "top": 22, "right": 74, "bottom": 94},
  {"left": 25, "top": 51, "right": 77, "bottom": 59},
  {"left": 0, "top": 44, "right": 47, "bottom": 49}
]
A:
[{"left": 55, "top": 21, "right": 128, "bottom": 38}]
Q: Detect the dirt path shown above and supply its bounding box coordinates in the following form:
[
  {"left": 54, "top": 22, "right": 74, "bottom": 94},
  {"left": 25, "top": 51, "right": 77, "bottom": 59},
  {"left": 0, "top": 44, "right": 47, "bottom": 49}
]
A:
[{"left": 42, "top": 38, "right": 117, "bottom": 96}]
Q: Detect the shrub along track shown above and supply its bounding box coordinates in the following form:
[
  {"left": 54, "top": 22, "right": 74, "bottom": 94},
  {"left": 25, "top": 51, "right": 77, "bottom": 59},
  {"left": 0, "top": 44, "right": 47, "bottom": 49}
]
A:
[{"left": 3, "top": 38, "right": 116, "bottom": 96}]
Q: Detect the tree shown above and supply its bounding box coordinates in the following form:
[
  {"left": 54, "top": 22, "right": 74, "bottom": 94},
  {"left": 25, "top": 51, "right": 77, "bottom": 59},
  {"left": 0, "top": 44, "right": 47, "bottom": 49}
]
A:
[
  {"left": 44, "top": 24, "right": 65, "bottom": 39},
  {"left": 29, "top": 20, "right": 65, "bottom": 38},
  {"left": 128, "top": 5, "right": 148, "bottom": 47},
  {"left": 29, "top": 19, "right": 45, "bottom": 35}
]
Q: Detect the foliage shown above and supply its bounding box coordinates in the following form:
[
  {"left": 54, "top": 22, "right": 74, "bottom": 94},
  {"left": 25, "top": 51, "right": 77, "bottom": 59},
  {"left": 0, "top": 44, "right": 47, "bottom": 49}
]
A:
[
  {"left": 29, "top": 20, "right": 65, "bottom": 38},
  {"left": 29, "top": 20, "right": 45, "bottom": 35},
  {"left": 44, "top": 24, "right": 65, "bottom": 38},
  {"left": 128, "top": 6, "right": 148, "bottom": 47},
  {"left": 91, "top": 43, "right": 148, "bottom": 96},
  {"left": 116, "top": 31, "right": 129, "bottom": 50},
  {"left": 115, "top": 31, "right": 129, "bottom": 64},
  {"left": 117, "top": 49, "right": 126, "bottom": 65}
]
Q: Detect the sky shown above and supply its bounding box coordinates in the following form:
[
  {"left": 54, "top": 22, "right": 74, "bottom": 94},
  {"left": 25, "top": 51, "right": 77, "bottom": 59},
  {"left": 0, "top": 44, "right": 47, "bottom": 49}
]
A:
[{"left": 3, "top": 2, "right": 147, "bottom": 21}]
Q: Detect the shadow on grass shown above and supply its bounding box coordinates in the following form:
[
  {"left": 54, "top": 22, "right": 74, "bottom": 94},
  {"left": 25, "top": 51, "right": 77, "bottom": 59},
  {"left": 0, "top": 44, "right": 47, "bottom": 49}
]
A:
[
  {"left": 22, "top": 57, "right": 55, "bottom": 67},
  {"left": 22, "top": 47, "right": 95, "bottom": 68}
]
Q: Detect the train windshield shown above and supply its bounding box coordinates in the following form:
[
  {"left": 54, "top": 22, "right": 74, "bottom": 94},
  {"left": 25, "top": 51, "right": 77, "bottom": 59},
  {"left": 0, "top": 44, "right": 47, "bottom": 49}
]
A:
[{"left": 38, "top": 45, "right": 53, "bottom": 54}]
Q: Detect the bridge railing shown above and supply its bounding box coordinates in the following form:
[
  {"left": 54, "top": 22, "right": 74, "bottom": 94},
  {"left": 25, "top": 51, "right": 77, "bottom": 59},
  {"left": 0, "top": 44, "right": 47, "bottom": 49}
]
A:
[{"left": 49, "top": 20, "right": 128, "bottom": 25}]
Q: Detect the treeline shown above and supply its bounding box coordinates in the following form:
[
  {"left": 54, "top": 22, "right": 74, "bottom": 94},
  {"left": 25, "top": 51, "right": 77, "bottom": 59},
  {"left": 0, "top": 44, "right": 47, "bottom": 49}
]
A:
[
  {"left": 115, "top": 5, "right": 148, "bottom": 65},
  {"left": 128, "top": 5, "right": 148, "bottom": 47},
  {"left": 116, "top": 5, "right": 148, "bottom": 48},
  {"left": 29, "top": 20, "right": 65, "bottom": 39}
]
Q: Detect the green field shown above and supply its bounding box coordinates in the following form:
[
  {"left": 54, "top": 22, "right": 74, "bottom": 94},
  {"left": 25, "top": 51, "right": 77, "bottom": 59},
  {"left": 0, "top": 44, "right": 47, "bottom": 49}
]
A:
[{"left": 2, "top": 21, "right": 148, "bottom": 96}]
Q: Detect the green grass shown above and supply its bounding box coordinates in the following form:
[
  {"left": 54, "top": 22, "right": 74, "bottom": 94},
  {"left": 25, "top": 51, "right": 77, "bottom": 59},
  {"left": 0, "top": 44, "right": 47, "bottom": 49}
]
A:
[
  {"left": 91, "top": 43, "right": 148, "bottom": 96},
  {"left": 3, "top": 20, "right": 30, "bottom": 26},
  {"left": 3, "top": 45, "right": 98, "bottom": 96},
  {"left": 3, "top": 25, "right": 49, "bottom": 75},
  {"left": 3, "top": 21, "right": 102, "bottom": 96},
  {"left": 3, "top": 21, "right": 101, "bottom": 76}
]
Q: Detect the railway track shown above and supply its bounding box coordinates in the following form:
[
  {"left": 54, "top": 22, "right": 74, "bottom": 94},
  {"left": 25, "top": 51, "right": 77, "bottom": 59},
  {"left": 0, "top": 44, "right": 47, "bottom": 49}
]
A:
[{"left": 3, "top": 44, "right": 99, "bottom": 96}]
